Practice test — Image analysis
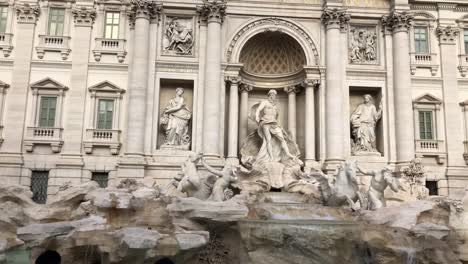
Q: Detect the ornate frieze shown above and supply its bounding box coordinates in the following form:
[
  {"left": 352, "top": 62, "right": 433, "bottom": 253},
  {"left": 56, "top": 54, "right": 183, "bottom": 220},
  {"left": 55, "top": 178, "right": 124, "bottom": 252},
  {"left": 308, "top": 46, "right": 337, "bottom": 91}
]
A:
[
  {"left": 437, "top": 26, "right": 459, "bottom": 44},
  {"left": 348, "top": 25, "right": 378, "bottom": 64},
  {"left": 128, "top": 0, "right": 162, "bottom": 24},
  {"left": 72, "top": 7, "right": 96, "bottom": 27},
  {"left": 15, "top": 3, "right": 40, "bottom": 24},
  {"left": 321, "top": 8, "right": 350, "bottom": 30},
  {"left": 381, "top": 12, "right": 413, "bottom": 33},
  {"left": 162, "top": 16, "right": 194, "bottom": 56},
  {"left": 196, "top": 0, "right": 226, "bottom": 24}
]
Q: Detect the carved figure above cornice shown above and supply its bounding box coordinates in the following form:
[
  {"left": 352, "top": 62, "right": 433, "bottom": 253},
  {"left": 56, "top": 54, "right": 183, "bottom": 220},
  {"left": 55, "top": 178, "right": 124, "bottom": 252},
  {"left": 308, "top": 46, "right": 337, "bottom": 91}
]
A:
[
  {"left": 72, "top": 7, "right": 96, "bottom": 27},
  {"left": 381, "top": 12, "right": 413, "bottom": 33},
  {"left": 196, "top": 0, "right": 226, "bottom": 24},
  {"left": 321, "top": 8, "right": 350, "bottom": 30},
  {"left": 129, "top": 0, "right": 162, "bottom": 23},
  {"left": 15, "top": 3, "right": 40, "bottom": 24},
  {"left": 437, "top": 26, "right": 459, "bottom": 44}
]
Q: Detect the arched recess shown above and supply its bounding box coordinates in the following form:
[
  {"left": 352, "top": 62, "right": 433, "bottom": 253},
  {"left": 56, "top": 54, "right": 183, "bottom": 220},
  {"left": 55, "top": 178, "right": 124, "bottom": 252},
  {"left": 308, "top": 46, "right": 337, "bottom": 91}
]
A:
[
  {"left": 226, "top": 17, "right": 320, "bottom": 66},
  {"left": 35, "top": 250, "right": 61, "bottom": 264}
]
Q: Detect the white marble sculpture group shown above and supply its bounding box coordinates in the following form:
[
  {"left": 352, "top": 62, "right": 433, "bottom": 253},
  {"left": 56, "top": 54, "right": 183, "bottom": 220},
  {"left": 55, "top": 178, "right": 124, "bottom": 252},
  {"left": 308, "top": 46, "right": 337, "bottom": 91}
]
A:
[{"left": 169, "top": 89, "right": 425, "bottom": 211}]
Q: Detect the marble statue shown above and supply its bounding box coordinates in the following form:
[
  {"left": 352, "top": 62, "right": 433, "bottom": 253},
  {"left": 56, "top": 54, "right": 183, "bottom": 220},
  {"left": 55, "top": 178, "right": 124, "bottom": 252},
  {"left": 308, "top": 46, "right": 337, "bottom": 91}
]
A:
[
  {"left": 160, "top": 87, "right": 192, "bottom": 149},
  {"left": 173, "top": 153, "right": 215, "bottom": 200},
  {"left": 357, "top": 165, "right": 403, "bottom": 210},
  {"left": 163, "top": 17, "right": 194, "bottom": 55},
  {"left": 201, "top": 159, "right": 237, "bottom": 201},
  {"left": 402, "top": 158, "right": 429, "bottom": 200},
  {"left": 349, "top": 26, "right": 378, "bottom": 64},
  {"left": 311, "top": 160, "right": 363, "bottom": 210},
  {"left": 350, "top": 94, "right": 382, "bottom": 155},
  {"left": 237, "top": 89, "right": 303, "bottom": 193}
]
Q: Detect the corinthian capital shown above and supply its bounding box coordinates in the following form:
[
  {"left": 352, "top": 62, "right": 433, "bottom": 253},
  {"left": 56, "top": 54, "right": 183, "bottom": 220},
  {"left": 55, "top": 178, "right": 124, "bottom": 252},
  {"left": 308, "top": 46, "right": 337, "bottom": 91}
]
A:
[
  {"left": 225, "top": 76, "right": 241, "bottom": 85},
  {"left": 437, "top": 26, "right": 459, "bottom": 44},
  {"left": 321, "top": 8, "right": 350, "bottom": 30},
  {"left": 284, "top": 85, "right": 301, "bottom": 94},
  {"left": 72, "top": 7, "right": 96, "bottom": 27},
  {"left": 239, "top": 84, "right": 253, "bottom": 93},
  {"left": 303, "top": 79, "right": 320, "bottom": 88},
  {"left": 381, "top": 12, "right": 413, "bottom": 33},
  {"left": 15, "top": 3, "right": 40, "bottom": 24},
  {"left": 129, "top": 0, "right": 162, "bottom": 23},
  {"left": 197, "top": 0, "right": 226, "bottom": 24}
]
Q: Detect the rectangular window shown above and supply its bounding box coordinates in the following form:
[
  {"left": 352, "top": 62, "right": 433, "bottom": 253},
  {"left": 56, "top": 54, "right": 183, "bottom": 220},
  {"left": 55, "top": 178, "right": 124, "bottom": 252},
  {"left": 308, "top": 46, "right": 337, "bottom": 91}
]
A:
[
  {"left": 104, "top": 12, "right": 119, "bottom": 39},
  {"left": 48, "top": 8, "right": 65, "bottom": 36},
  {"left": 31, "top": 171, "right": 49, "bottom": 204},
  {"left": 425, "top": 181, "right": 438, "bottom": 196},
  {"left": 97, "top": 99, "right": 114, "bottom": 129},
  {"left": 39, "top": 97, "right": 57, "bottom": 127},
  {"left": 91, "top": 172, "right": 109, "bottom": 188},
  {"left": 464, "top": 29, "right": 468, "bottom": 54},
  {"left": 414, "top": 26, "right": 429, "bottom": 54},
  {"left": 419, "top": 111, "right": 433, "bottom": 140},
  {"left": 0, "top": 6, "right": 7, "bottom": 33}
]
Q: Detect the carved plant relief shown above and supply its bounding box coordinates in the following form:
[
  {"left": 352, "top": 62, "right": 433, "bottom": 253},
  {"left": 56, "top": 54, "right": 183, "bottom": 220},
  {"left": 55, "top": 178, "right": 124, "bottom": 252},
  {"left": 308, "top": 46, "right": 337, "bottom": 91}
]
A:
[
  {"left": 163, "top": 16, "right": 194, "bottom": 56},
  {"left": 348, "top": 25, "right": 378, "bottom": 64}
]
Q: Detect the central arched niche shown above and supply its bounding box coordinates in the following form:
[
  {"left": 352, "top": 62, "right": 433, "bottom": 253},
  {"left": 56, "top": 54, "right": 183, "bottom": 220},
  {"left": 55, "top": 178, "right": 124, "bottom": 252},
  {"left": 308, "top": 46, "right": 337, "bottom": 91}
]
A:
[
  {"left": 239, "top": 31, "right": 306, "bottom": 77},
  {"left": 234, "top": 31, "right": 308, "bottom": 156}
]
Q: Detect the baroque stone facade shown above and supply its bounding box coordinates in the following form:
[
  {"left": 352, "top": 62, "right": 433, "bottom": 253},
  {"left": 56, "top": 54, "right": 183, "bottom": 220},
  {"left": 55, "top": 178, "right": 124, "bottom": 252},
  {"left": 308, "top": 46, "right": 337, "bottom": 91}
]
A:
[{"left": 0, "top": 0, "right": 467, "bottom": 205}]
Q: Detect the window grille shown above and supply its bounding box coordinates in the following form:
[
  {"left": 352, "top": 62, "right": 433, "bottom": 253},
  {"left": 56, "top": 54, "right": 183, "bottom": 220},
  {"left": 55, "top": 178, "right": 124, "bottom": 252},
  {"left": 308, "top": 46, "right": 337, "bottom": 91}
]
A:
[
  {"left": 31, "top": 171, "right": 49, "bottom": 204},
  {"left": 91, "top": 172, "right": 109, "bottom": 188}
]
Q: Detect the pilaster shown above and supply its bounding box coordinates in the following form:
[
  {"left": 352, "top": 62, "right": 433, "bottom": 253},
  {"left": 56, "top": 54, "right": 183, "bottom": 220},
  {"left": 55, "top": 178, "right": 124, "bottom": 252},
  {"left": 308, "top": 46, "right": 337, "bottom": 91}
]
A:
[
  {"left": 437, "top": 26, "right": 466, "bottom": 168},
  {"left": 239, "top": 84, "right": 253, "bottom": 147},
  {"left": 382, "top": 11, "right": 415, "bottom": 165},
  {"left": 304, "top": 79, "right": 319, "bottom": 170},
  {"left": 284, "top": 85, "right": 301, "bottom": 141},
  {"left": 226, "top": 76, "right": 241, "bottom": 164},
  {"left": 197, "top": 0, "right": 226, "bottom": 159}
]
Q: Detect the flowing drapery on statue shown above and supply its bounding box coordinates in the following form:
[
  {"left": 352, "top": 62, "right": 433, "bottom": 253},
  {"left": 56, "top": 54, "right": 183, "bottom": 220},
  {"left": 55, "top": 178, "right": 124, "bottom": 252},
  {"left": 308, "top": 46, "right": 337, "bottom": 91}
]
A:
[
  {"left": 160, "top": 87, "right": 192, "bottom": 150},
  {"left": 350, "top": 94, "right": 382, "bottom": 155}
]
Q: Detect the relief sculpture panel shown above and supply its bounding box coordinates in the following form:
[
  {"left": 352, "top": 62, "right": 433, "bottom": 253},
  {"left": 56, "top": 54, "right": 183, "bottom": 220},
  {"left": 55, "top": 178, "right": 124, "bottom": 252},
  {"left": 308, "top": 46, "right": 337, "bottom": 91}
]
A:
[
  {"left": 348, "top": 25, "right": 378, "bottom": 64},
  {"left": 162, "top": 16, "right": 194, "bottom": 56}
]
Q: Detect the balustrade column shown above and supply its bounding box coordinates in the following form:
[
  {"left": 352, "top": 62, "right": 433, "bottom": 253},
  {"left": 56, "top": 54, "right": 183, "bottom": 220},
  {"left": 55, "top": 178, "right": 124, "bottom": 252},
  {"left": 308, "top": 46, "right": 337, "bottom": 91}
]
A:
[
  {"left": 197, "top": 1, "right": 226, "bottom": 158},
  {"left": 382, "top": 12, "right": 415, "bottom": 164},
  {"left": 437, "top": 26, "right": 465, "bottom": 167},
  {"left": 2, "top": 4, "right": 39, "bottom": 156},
  {"left": 239, "top": 84, "right": 253, "bottom": 146},
  {"left": 226, "top": 77, "right": 240, "bottom": 162},
  {"left": 321, "top": 8, "right": 349, "bottom": 169},
  {"left": 304, "top": 79, "right": 319, "bottom": 166},
  {"left": 125, "top": 0, "right": 161, "bottom": 156},
  {"left": 285, "top": 86, "right": 300, "bottom": 141}
]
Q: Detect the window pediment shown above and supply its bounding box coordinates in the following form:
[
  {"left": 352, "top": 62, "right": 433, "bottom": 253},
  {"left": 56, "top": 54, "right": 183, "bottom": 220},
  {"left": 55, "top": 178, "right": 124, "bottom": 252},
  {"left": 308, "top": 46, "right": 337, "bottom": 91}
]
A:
[
  {"left": 30, "top": 77, "right": 68, "bottom": 91},
  {"left": 413, "top": 93, "right": 442, "bottom": 105},
  {"left": 88, "top": 81, "right": 125, "bottom": 96}
]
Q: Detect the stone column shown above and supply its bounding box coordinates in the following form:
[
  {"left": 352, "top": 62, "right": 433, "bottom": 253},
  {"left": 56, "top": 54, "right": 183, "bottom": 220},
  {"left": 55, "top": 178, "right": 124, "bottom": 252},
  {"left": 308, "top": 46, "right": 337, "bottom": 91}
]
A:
[
  {"left": 382, "top": 12, "right": 415, "bottom": 164},
  {"left": 304, "top": 79, "right": 319, "bottom": 168},
  {"left": 197, "top": 1, "right": 226, "bottom": 159},
  {"left": 226, "top": 76, "right": 240, "bottom": 163},
  {"left": 238, "top": 84, "right": 253, "bottom": 146},
  {"left": 60, "top": 7, "right": 96, "bottom": 160},
  {"left": 321, "top": 8, "right": 349, "bottom": 170},
  {"left": 437, "top": 26, "right": 466, "bottom": 168},
  {"left": 125, "top": 0, "right": 161, "bottom": 156},
  {"left": 1, "top": 4, "right": 39, "bottom": 161},
  {"left": 284, "top": 86, "right": 300, "bottom": 141}
]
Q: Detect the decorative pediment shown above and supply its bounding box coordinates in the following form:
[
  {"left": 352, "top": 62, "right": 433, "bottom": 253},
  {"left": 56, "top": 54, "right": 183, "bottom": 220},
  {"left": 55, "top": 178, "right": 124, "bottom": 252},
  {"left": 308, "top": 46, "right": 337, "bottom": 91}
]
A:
[
  {"left": 413, "top": 93, "right": 442, "bottom": 105},
  {"left": 88, "top": 81, "right": 125, "bottom": 94},
  {"left": 30, "top": 78, "right": 68, "bottom": 91}
]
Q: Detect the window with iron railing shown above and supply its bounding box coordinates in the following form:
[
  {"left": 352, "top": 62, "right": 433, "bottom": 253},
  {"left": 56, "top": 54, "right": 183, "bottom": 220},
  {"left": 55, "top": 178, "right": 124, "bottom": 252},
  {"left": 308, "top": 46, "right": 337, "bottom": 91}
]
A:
[
  {"left": 414, "top": 26, "right": 429, "bottom": 54},
  {"left": 0, "top": 6, "right": 7, "bottom": 33},
  {"left": 48, "top": 8, "right": 65, "bottom": 36},
  {"left": 104, "top": 12, "right": 119, "bottom": 39},
  {"left": 91, "top": 172, "right": 109, "bottom": 188}
]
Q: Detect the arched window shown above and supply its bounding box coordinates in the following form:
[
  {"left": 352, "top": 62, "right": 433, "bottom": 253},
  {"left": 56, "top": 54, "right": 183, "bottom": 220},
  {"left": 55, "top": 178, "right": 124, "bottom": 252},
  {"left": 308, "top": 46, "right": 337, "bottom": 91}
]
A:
[{"left": 35, "top": 250, "right": 61, "bottom": 264}]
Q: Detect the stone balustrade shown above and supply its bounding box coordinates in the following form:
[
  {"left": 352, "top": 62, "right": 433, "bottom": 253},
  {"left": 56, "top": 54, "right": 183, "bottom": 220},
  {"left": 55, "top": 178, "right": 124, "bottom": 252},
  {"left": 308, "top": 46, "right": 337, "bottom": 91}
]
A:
[
  {"left": 0, "top": 33, "right": 13, "bottom": 57},
  {"left": 93, "top": 38, "right": 127, "bottom": 63},
  {"left": 36, "top": 35, "right": 71, "bottom": 60},
  {"left": 24, "top": 127, "right": 64, "bottom": 153},
  {"left": 415, "top": 139, "right": 446, "bottom": 164},
  {"left": 83, "top": 128, "right": 121, "bottom": 155},
  {"left": 410, "top": 52, "right": 439, "bottom": 76}
]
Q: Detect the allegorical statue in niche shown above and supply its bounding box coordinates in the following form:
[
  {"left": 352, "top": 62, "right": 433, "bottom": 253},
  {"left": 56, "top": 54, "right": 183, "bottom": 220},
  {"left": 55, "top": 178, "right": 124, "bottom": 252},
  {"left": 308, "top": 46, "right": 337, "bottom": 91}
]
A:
[
  {"left": 164, "top": 17, "right": 194, "bottom": 55},
  {"left": 160, "top": 87, "right": 192, "bottom": 149},
  {"left": 248, "top": 89, "right": 297, "bottom": 163},
  {"left": 350, "top": 94, "right": 382, "bottom": 155}
]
